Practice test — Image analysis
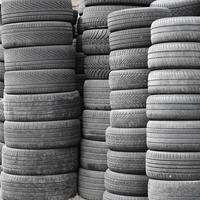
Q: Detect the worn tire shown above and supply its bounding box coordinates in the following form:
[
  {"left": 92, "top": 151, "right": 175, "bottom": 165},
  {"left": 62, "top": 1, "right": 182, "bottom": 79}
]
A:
[
  {"left": 110, "top": 28, "right": 151, "bottom": 51},
  {"left": 105, "top": 169, "right": 148, "bottom": 196},
  {"left": 78, "top": 168, "right": 105, "bottom": 200},
  {"left": 84, "top": 80, "right": 110, "bottom": 110},
  {"left": 4, "top": 119, "right": 80, "bottom": 149},
  {"left": 4, "top": 91, "right": 80, "bottom": 121},
  {"left": 2, "top": 22, "right": 73, "bottom": 49},
  {"left": 147, "top": 120, "right": 200, "bottom": 152},
  {"left": 106, "top": 127, "right": 146, "bottom": 152},
  {"left": 1, "top": 172, "right": 77, "bottom": 200},
  {"left": 107, "top": 150, "right": 145, "bottom": 174},
  {"left": 108, "top": 7, "right": 171, "bottom": 32},
  {"left": 111, "top": 109, "right": 147, "bottom": 128},
  {"left": 83, "top": 110, "right": 110, "bottom": 141},
  {"left": 80, "top": 139, "right": 108, "bottom": 171},
  {"left": 148, "top": 43, "right": 200, "bottom": 70},
  {"left": 110, "top": 48, "right": 148, "bottom": 70},
  {"left": 147, "top": 95, "right": 200, "bottom": 120},
  {"left": 151, "top": 17, "right": 200, "bottom": 44}
]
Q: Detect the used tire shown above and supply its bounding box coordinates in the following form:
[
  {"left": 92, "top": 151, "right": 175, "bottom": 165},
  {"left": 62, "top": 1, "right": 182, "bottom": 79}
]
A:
[
  {"left": 2, "top": 22, "right": 73, "bottom": 49},
  {"left": 4, "top": 91, "right": 80, "bottom": 121},
  {"left": 1, "top": 172, "right": 77, "bottom": 200},
  {"left": 4, "top": 119, "right": 80, "bottom": 149}
]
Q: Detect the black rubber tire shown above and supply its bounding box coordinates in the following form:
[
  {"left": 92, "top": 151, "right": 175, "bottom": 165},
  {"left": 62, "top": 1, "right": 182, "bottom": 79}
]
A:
[
  {"left": 2, "top": 0, "right": 73, "bottom": 24},
  {"left": 0, "top": 82, "right": 4, "bottom": 98},
  {"left": 146, "top": 150, "right": 200, "bottom": 180},
  {"left": 82, "top": 5, "right": 134, "bottom": 30},
  {"left": 110, "top": 109, "right": 147, "bottom": 128},
  {"left": 0, "top": 98, "right": 4, "bottom": 122},
  {"left": 75, "top": 52, "right": 85, "bottom": 74},
  {"left": 80, "top": 139, "right": 108, "bottom": 171},
  {"left": 4, "top": 119, "right": 80, "bottom": 149},
  {"left": 84, "top": 80, "right": 110, "bottom": 110},
  {"left": 4, "top": 91, "right": 80, "bottom": 121},
  {"left": 149, "top": 179, "right": 200, "bottom": 200},
  {"left": 148, "top": 42, "right": 200, "bottom": 70},
  {"left": 151, "top": 17, "right": 200, "bottom": 44},
  {"left": 82, "top": 29, "right": 109, "bottom": 55},
  {"left": 150, "top": 0, "right": 200, "bottom": 17},
  {"left": 1, "top": 172, "right": 77, "bottom": 200},
  {"left": 85, "top": 0, "right": 154, "bottom": 6},
  {"left": 0, "top": 63, "right": 5, "bottom": 81},
  {"left": 147, "top": 95, "right": 200, "bottom": 120},
  {"left": 105, "top": 169, "right": 148, "bottom": 196},
  {"left": 108, "top": 7, "right": 171, "bottom": 32},
  {"left": 83, "top": 110, "right": 110, "bottom": 141},
  {"left": 148, "top": 69, "right": 200, "bottom": 94},
  {"left": 110, "top": 28, "right": 151, "bottom": 51},
  {"left": 109, "top": 69, "right": 148, "bottom": 90},
  {"left": 78, "top": 168, "right": 105, "bottom": 200},
  {"left": 147, "top": 120, "right": 200, "bottom": 152},
  {"left": 0, "top": 122, "right": 4, "bottom": 143},
  {"left": 5, "top": 45, "right": 75, "bottom": 71},
  {"left": 106, "top": 127, "right": 146, "bottom": 152},
  {"left": 110, "top": 48, "right": 148, "bottom": 70},
  {"left": 103, "top": 191, "right": 148, "bottom": 200},
  {"left": 5, "top": 69, "right": 76, "bottom": 94},
  {"left": 84, "top": 55, "right": 110, "bottom": 80},
  {"left": 110, "top": 89, "right": 148, "bottom": 109},
  {"left": 107, "top": 150, "right": 145, "bottom": 174},
  {"left": 2, "top": 22, "right": 73, "bottom": 49},
  {"left": 2, "top": 146, "right": 78, "bottom": 175}
]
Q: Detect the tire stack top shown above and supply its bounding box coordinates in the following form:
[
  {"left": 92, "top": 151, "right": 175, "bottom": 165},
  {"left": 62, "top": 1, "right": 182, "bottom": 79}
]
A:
[
  {"left": 1, "top": 0, "right": 81, "bottom": 199},
  {"left": 105, "top": 6, "right": 171, "bottom": 200},
  {"left": 147, "top": 17, "right": 200, "bottom": 200}
]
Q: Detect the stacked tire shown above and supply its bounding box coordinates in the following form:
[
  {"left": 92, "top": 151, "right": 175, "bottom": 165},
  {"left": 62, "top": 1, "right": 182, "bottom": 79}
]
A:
[
  {"left": 147, "top": 17, "right": 200, "bottom": 199},
  {"left": 1, "top": 0, "right": 81, "bottom": 199},
  {"left": 104, "top": 7, "right": 171, "bottom": 200}
]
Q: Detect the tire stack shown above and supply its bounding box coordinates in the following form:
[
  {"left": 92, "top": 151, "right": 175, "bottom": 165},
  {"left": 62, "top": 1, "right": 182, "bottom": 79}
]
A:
[
  {"left": 104, "top": 7, "right": 172, "bottom": 200},
  {"left": 1, "top": 0, "right": 81, "bottom": 199},
  {"left": 146, "top": 17, "right": 200, "bottom": 199}
]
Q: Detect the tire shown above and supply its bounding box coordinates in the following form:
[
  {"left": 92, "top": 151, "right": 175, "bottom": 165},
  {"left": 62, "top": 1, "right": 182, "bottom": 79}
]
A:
[
  {"left": 109, "top": 69, "right": 148, "bottom": 90},
  {"left": 76, "top": 52, "right": 85, "bottom": 74},
  {"left": 148, "top": 42, "right": 200, "bottom": 70},
  {"left": 4, "top": 119, "right": 80, "bottom": 149},
  {"left": 149, "top": 179, "right": 200, "bottom": 200},
  {"left": 107, "top": 150, "right": 145, "bottom": 174},
  {"left": 105, "top": 169, "right": 148, "bottom": 196},
  {"left": 2, "top": 22, "right": 73, "bottom": 49},
  {"left": 0, "top": 63, "right": 5, "bottom": 81},
  {"left": 147, "top": 120, "right": 200, "bottom": 151},
  {"left": 150, "top": 0, "right": 200, "bottom": 17},
  {"left": 84, "top": 55, "right": 110, "bottom": 80},
  {"left": 151, "top": 17, "right": 200, "bottom": 44},
  {"left": 82, "top": 29, "right": 109, "bottom": 55},
  {"left": 2, "top": 0, "right": 73, "bottom": 24},
  {"left": 82, "top": 5, "right": 134, "bottom": 30},
  {"left": 148, "top": 69, "right": 200, "bottom": 94},
  {"left": 84, "top": 80, "right": 110, "bottom": 110},
  {"left": 5, "top": 46, "right": 76, "bottom": 71},
  {"left": 80, "top": 139, "right": 108, "bottom": 171},
  {"left": 83, "top": 110, "right": 110, "bottom": 141},
  {"left": 0, "top": 82, "right": 4, "bottom": 98},
  {"left": 0, "top": 122, "right": 4, "bottom": 143},
  {"left": 146, "top": 150, "right": 200, "bottom": 180},
  {"left": 1, "top": 172, "right": 77, "bottom": 200},
  {"left": 108, "top": 7, "right": 171, "bottom": 32},
  {"left": 110, "top": 48, "right": 148, "bottom": 70},
  {"left": 78, "top": 168, "right": 105, "bottom": 200},
  {"left": 4, "top": 91, "right": 80, "bottom": 121},
  {"left": 5, "top": 69, "right": 76, "bottom": 94},
  {"left": 110, "top": 28, "right": 151, "bottom": 51},
  {"left": 110, "top": 109, "right": 147, "bottom": 128},
  {"left": 103, "top": 191, "right": 148, "bottom": 200},
  {"left": 2, "top": 146, "right": 78, "bottom": 175},
  {"left": 106, "top": 127, "right": 146, "bottom": 152},
  {"left": 147, "top": 95, "right": 200, "bottom": 120},
  {"left": 110, "top": 89, "right": 148, "bottom": 109},
  {"left": 0, "top": 99, "right": 4, "bottom": 122},
  {"left": 85, "top": 0, "right": 154, "bottom": 6}
]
